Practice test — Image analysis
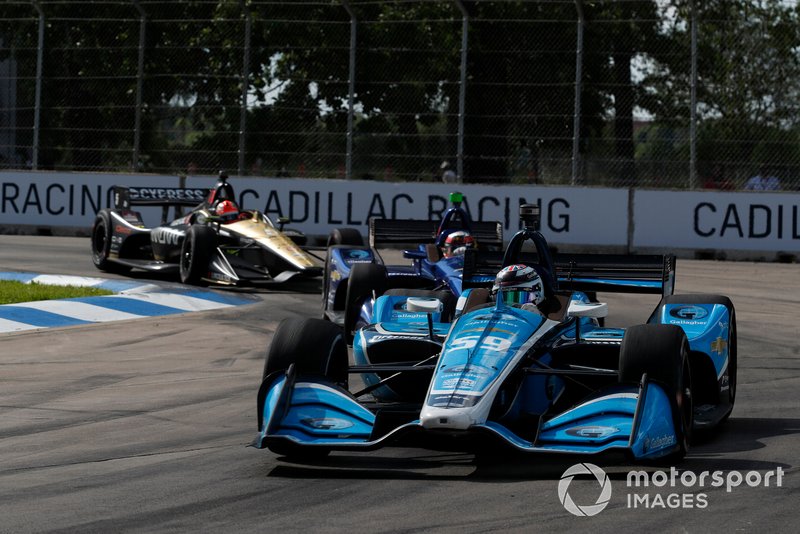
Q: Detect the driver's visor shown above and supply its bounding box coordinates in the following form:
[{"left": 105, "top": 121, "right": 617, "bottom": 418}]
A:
[{"left": 499, "top": 286, "right": 541, "bottom": 306}]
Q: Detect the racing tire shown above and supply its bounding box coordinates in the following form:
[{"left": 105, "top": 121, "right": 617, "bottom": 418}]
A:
[
  {"left": 660, "top": 294, "right": 737, "bottom": 420},
  {"left": 619, "top": 324, "right": 693, "bottom": 460},
  {"left": 322, "top": 229, "right": 365, "bottom": 311},
  {"left": 90, "top": 209, "right": 131, "bottom": 273},
  {"left": 344, "top": 263, "right": 388, "bottom": 345},
  {"left": 262, "top": 318, "right": 349, "bottom": 459},
  {"left": 263, "top": 317, "right": 349, "bottom": 386},
  {"left": 327, "top": 227, "right": 364, "bottom": 247},
  {"left": 721, "top": 309, "right": 737, "bottom": 420},
  {"left": 179, "top": 225, "right": 217, "bottom": 285}
]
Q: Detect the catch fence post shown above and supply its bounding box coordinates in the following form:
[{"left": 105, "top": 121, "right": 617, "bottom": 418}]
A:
[
  {"left": 454, "top": 1, "right": 469, "bottom": 183},
  {"left": 31, "top": 0, "right": 45, "bottom": 170},
  {"left": 342, "top": 0, "right": 357, "bottom": 180},
  {"left": 238, "top": 0, "right": 252, "bottom": 176},
  {"left": 571, "top": 1, "right": 585, "bottom": 186},
  {"left": 132, "top": 0, "right": 146, "bottom": 171}
]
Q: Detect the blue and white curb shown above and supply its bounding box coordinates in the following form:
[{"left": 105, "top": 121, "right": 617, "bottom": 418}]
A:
[{"left": 0, "top": 272, "right": 259, "bottom": 334}]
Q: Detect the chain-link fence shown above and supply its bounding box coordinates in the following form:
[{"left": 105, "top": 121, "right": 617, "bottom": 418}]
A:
[{"left": 1, "top": 0, "right": 799, "bottom": 189}]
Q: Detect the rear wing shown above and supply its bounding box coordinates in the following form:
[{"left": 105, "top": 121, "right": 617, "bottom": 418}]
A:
[
  {"left": 462, "top": 249, "right": 675, "bottom": 298},
  {"left": 369, "top": 218, "right": 503, "bottom": 249},
  {"left": 113, "top": 186, "right": 209, "bottom": 225},
  {"left": 113, "top": 186, "right": 208, "bottom": 210},
  {"left": 555, "top": 253, "right": 675, "bottom": 297}
]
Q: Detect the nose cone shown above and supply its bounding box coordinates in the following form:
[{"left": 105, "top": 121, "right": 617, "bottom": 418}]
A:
[{"left": 420, "top": 407, "right": 474, "bottom": 430}]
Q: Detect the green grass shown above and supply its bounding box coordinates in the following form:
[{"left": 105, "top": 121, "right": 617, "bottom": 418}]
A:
[{"left": 0, "top": 280, "right": 114, "bottom": 305}]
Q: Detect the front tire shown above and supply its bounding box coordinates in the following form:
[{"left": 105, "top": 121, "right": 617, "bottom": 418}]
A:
[
  {"left": 90, "top": 210, "right": 130, "bottom": 273},
  {"left": 262, "top": 318, "right": 349, "bottom": 459},
  {"left": 179, "top": 225, "right": 217, "bottom": 285},
  {"left": 619, "top": 324, "right": 693, "bottom": 460},
  {"left": 263, "top": 317, "right": 349, "bottom": 386},
  {"left": 344, "top": 263, "right": 388, "bottom": 345}
]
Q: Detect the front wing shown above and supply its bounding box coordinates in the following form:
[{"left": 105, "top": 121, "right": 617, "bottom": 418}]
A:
[{"left": 255, "top": 370, "right": 681, "bottom": 461}]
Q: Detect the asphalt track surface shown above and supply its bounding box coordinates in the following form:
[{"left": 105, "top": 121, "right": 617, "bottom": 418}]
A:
[{"left": 1, "top": 235, "right": 797, "bottom": 533}]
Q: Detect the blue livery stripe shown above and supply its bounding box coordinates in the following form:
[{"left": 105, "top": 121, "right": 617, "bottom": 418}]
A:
[{"left": 563, "top": 277, "right": 662, "bottom": 288}]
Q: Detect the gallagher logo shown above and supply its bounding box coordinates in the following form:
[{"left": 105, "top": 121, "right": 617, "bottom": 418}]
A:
[
  {"left": 344, "top": 249, "right": 372, "bottom": 263},
  {"left": 669, "top": 305, "right": 708, "bottom": 321},
  {"left": 566, "top": 426, "right": 620, "bottom": 439},
  {"left": 300, "top": 417, "right": 354, "bottom": 430}
]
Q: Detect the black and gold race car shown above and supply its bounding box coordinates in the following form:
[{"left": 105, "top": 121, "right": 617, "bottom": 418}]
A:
[{"left": 90, "top": 173, "right": 322, "bottom": 286}]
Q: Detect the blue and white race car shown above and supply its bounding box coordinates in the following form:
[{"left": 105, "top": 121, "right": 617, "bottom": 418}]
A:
[
  {"left": 321, "top": 192, "right": 503, "bottom": 343},
  {"left": 255, "top": 206, "right": 736, "bottom": 462}
]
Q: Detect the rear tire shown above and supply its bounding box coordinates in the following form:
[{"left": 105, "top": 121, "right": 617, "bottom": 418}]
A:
[
  {"left": 262, "top": 318, "right": 349, "bottom": 459},
  {"left": 619, "top": 324, "right": 693, "bottom": 460},
  {"left": 322, "top": 244, "right": 371, "bottom": 314},
  {"left": 344, "top": 263, "right": 388, "bottom": 345},
  {"left": 660, "top": 294, "right": 737, "bottom": 418},
  {"left": 722, "top": 309, "right": 737, "bottom": 420},
  {"left": 322, "top": 229, "right": 365, "bottom": 311},
  {"left": 327, "top": 228, "right": 364, "bottom": 247},
  {"left": 90, "top": 210, "right": 130, "bottom": 273},
  {"left": 179, "top": 225, "right": 217, "bottom": 285}
]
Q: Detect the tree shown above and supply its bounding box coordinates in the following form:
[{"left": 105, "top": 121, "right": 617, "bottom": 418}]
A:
[
  {"left": 582, "top": 1, "right": 664, "bottom": 187},
  {"left": 638, "top": 0, "right": 800, "bottom": 186}
]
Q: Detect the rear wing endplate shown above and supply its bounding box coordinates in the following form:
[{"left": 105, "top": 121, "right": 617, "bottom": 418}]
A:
[
  {"left": 369, "top": 218, "right": 503, "bottom": 248},
  {"left": 463, "top": 249, "right": 675, "bottom": 298}
]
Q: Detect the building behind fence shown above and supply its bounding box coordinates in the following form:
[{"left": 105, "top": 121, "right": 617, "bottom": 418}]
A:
[{"left": 1, "top": 0, "right": 799, "bottom": 190}]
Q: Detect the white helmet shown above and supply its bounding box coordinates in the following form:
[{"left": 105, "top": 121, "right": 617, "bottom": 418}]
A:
[
  {"left": 492, "top": 264, "right": 545, "bottom": 307},
  {"left": 443, "top": 230, "right": 476, "bottom": 258}
]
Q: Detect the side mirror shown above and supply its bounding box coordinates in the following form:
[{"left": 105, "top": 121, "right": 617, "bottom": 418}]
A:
[
  {"left": 406, "top": 297, "right": 442, "bottom": 314},
  {"left": 403, "top": 249, "right": 427, "bottom": 260},
  {"left": 567, "top": 301, "right": 608, "bottom": 319},
  {"left": 277, "top": 216, "right": 289, "bottom": 230}
]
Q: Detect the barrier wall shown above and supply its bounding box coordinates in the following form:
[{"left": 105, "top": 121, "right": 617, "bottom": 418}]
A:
[{"left": 1, "top": 171, "right": 798, "bottom": 258}]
